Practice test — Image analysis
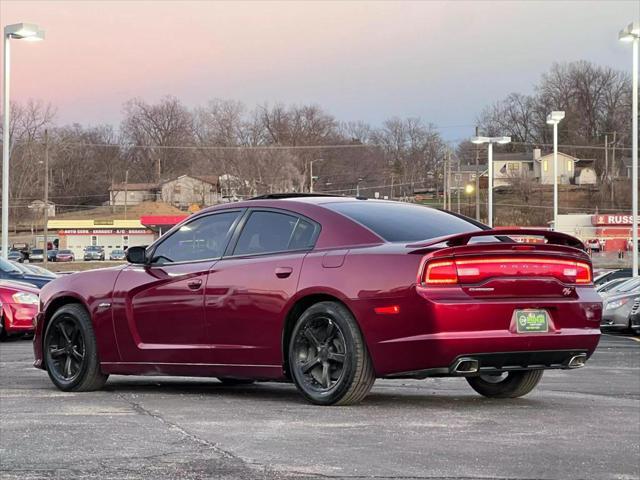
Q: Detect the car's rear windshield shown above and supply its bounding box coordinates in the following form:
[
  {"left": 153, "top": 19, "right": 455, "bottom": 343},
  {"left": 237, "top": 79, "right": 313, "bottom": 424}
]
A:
[
  {"left": 59, "top": 250, "right": 72, "bottom": 254},
  {"left": 32, "top": 249, "right": 43, "bottom": 254},
  {"left": 324, "top": 201, "right": 483, "bottom": 242}
]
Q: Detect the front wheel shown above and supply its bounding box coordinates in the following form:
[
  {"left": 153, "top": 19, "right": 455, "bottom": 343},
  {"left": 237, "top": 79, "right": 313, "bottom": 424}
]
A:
[
  {"left": 466, "top": 370, "right": 543, "bottom": 398},
  {"left": 289, "top": 301, "right": 375, "bottom": 406},
  {"left": 44, "top": 304, "right": 108, "bottom": 391}
]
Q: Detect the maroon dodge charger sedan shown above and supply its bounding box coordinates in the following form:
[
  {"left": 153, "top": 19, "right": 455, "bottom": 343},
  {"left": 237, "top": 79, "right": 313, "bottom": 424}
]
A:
[{"left": 33, "top": 195, "right": 601, "bottom": 405}]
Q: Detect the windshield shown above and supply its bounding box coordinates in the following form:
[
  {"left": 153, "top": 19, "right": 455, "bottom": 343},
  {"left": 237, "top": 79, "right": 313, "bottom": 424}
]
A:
[
  {"left": 0, "top": 258, "right": 22, "bottom": 274},
  {"left": 611, "top": 278, "right": 640, "bottom": 294},
  {"left": 59, "top": 250, "right": 72, "bottom": 254},
  {"left": 325, "top": 201, "right": 483, "bottom": 242}
]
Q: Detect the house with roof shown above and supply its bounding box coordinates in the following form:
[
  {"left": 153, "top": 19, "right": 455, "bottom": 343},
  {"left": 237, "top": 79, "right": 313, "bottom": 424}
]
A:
[
  {"left": 109, "top": 183, "right": 158, "bottom": 206},
  {"left": 160, "top": 175, "right": 222, "bottom": 208},
  {"left": 492, "top": 148, "right": 596, "bottom": 187}
]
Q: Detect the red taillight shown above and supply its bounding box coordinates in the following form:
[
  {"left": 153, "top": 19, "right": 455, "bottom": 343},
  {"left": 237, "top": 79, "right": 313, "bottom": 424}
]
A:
[
  {"left": 424, "top": 261, "right": 458, "bottom": 284},
  {"left": 575, "top": 262, "right": 592, "bottom": 284},
  {"left": 422, "top": 257, "right": 593, "bottom": 285}
]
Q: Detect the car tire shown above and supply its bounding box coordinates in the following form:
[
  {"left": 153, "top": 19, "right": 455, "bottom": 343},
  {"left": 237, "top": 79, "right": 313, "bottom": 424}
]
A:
[
  {"left": 44, "top": 304, "right": 108, "bottom": 392},
  {"left": 217, "top": 377, "right": 255, "bottom": 386},
  {"left": 466, "top": 370, "right": 544, "bottom": 399},
  {"left": 289, "top": 301, "right": 375, "bottom": 406}
]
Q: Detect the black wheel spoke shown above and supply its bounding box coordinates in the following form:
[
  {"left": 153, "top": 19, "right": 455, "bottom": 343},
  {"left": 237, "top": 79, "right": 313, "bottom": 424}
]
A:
[
  {"left": 71, "top": 347, "right": 84, "bottom": 362},
  {"left": 64, "top": 356, "right": 72, "bottom": 378},
  {"left": 58, "top": 323, "right": 71, "bottom": 344},
  {"left": 320, "top": 362, "right": 330, "bottom": 388},
  {"left": 49, "top": 347, "right": 66, "bottom": 358},
  {"left": 327, "top": 352, "right": 345, "bottom": 364},
  {"left": 300, "top": 356, "right": 320, "bottom": 373},
  {"left": 324, "top": 321, "right": 335, "bottom": 342},
  {"left": 304, "top": 329, "right": 321, "bottom": 348}
]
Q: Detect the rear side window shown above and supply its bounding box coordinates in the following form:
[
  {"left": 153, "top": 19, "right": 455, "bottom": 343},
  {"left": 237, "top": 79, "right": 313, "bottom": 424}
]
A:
[
  {"left": 234, "top": 211, "right": 317, "bottom": 255},
  {"left": 325, "top": 201, "right": 482, "bottom": 242}
]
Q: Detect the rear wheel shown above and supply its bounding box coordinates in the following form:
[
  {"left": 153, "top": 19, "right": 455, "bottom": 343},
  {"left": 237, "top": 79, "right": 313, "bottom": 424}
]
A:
[
  {"left": 466, "top": 370, "right": 543, "bottom": 398},
  {"left": 44, "top": 304, "right": 108, "bottom": 391},
  {"left": 289, "top": 301, "right": 375, "bottom": 406}
]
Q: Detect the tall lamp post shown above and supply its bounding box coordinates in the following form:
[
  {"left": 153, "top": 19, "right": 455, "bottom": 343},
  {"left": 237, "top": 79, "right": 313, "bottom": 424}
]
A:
[
  {"left": 620, "top": 21, "right": 639, "bottom": 277},
  {"left": 471, "top": 136, "right": 511, "bottom": 227},
  {"left": 546, "top": 111, "right": 565, "bottom": 231},
  {"left": 2, "top": 23, "right": 45, "bottom": 259},
  {"left": 309, "top": 159, "right": 322, "bottom": 193}
]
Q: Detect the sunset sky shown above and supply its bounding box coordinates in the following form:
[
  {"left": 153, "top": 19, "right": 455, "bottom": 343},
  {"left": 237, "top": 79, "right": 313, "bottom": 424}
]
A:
[{"left": 1, "top": 0, "right": 638, "bottom": 141}]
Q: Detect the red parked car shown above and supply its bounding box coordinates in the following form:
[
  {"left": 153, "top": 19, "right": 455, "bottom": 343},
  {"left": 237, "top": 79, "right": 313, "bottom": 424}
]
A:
[
  {"left": 1, "top": 281, "right": 39, "bottom": 338},
  {"left": 55, "top": 250, "right": 75, "bottom": 262},
  {"left": 33, "top": 195, "right": 601, "bottom": 405}
]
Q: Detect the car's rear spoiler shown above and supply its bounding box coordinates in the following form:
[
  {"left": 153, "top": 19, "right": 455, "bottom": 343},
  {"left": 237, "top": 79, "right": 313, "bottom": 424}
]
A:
[{"left": 406, "top": 228, "right": 585, "bottom": 250}]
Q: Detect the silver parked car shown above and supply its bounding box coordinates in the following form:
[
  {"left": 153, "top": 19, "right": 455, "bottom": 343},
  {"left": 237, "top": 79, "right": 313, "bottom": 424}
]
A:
[
  {"left": 601, "top": 278, "right": 640, "bottom": 332},
  {"left": 109, "top": 249, "right": 126, "bottom": 261},
  {"left": 83, "top": 246, "right": 105, "bottom": 261}
]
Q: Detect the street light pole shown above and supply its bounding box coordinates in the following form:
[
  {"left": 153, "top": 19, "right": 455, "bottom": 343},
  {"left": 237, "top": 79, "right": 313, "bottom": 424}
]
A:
[
  {"left": 546, "top": 111, "right": 565, "bottom": 231},
  {"left": 471, "top": 136, "right": 511, "bottom": 228},
  {"left": 309, "top": 159, "right": 322, "bottom": 193},
  {"left": 1, "top": 23, "right": 45, "bottom": 259},
  {"left": 43, "top": 129, "right": 49, "bottom": 265},
  {"left": 620, "top": 21, "right": 639, "bottom": 277}
]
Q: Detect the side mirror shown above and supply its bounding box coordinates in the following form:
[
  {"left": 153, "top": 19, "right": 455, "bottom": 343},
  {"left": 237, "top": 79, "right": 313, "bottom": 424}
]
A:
[{"left": 125, "top": 246, "right": 148, "bottom": 265}]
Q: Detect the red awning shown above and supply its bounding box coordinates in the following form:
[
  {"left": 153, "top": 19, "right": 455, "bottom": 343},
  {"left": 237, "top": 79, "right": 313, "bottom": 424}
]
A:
[{"left": 140, "top": 215, "right": 188, "bottom": 228}]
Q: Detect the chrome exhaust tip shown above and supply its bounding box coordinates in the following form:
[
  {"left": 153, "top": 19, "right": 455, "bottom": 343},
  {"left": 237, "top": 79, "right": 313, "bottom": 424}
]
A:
[
  {"left": 567, "top": 353, "right": 587, "bottom": 369},
  {"left": 451, "top": 357, "right": 479, "bottom": 374}
]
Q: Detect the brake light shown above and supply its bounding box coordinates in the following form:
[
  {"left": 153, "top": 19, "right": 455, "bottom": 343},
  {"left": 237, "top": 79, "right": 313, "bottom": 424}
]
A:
[
  {"left": 424, "top": 261, "right": 458, "bottom": 284},
  {"left": 422, "top": 257, "right": 593, "bottom": 285},
  {"left": 575, "top": 262, "right": 592, "bottom": 284}
]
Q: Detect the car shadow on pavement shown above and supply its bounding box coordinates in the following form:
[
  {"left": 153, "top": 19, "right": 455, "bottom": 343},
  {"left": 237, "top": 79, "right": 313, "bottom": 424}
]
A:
[{"left": 100, "top": 378, "right": 544, "bottom": 408}]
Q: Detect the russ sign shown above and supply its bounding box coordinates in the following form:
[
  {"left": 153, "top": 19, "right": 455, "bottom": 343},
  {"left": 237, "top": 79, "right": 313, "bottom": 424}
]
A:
[{"left": 592, "top": 214, "right": 639, "bottom": 226}]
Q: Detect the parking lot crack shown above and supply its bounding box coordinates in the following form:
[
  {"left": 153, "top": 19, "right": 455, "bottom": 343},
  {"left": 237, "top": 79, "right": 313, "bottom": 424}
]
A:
[{"left": 113, "top": 392, "right": 241, "bottom": 461}]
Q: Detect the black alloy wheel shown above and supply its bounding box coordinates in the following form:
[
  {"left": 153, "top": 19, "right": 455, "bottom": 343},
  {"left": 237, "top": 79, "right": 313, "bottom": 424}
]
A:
[
  {"left": 44, "top": 304, "right": 108, "bottom": 391},
  {"left": 46, "top": 318, "right": 85, "bottom": 382},
  {"left": 289, "top": 301, "right": 375, "bottom": 406}
]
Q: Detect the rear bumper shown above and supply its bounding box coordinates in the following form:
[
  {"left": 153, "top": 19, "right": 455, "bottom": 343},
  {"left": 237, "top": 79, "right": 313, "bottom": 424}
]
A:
[
  {"left": 363, "top": 286, "right": 602, "bottom": 377},
  {"left": 385, "top": 349, "right": 591, "bottom": 378}
]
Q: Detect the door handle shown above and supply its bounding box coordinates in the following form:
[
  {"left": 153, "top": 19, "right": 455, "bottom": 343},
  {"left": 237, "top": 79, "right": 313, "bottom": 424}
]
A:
[
  {"left": 275, "top": 267, "right": 293, "bottom": 279},
  {"left": 187, "top": 279, "right": 203, "bottom": 290}
]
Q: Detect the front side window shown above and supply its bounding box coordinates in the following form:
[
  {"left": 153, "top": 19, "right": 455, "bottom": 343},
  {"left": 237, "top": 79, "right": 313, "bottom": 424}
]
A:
[
  {"left": 233, "top": 211, "right": 317, "bottom": 256},
  {"left": 151, "top": 211, "right": 240, "bottom": 264}
]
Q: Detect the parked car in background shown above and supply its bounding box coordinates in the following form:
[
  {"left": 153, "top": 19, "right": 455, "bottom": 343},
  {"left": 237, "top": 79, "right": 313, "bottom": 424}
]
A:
[
  {"left": 629, "top": 298, "right": 640, "bottom": 335},
  {"left": 55, "top": 250, "right": 75, "bottom": 262},
  {"left": 585, "top": 239, "right": 601, "bottom": 253},
  {"left": 29, "top": 249, "right": 45, "bottom": 262},
  {"left": 47, "top": 250, "right": 58, "bottom": 262},
  {"left": 109, "top": 249, "right": 126, "bottom": 261},
  {"left": 7, "top": 250, "right": 24, "bottom": 263},
  {"left": 15, "top": 263, "right": 58, "bottom": 279},
  {"left": 0, "top": 258, "right": 53, "bottom": 289},
  {"left": 601, "top": 278, "right": 640, "bottom": 332},
  {"left": 33, "top": 196, "right": 601, "bottom": 405},
  {"left": 594, "top": 268, "right": 635, "bottom": 287},
  {"left": 83, "top": 246, "right": 105, "bottom": 261},
  {"left": 12, "top": 243, "right": 31, "bottom": 262},
  {"left": 0, "top": 281, "right": 39, "bottom": 339},
  {"left": 596, "top": 277, "right": 629, "bottom": 294}
]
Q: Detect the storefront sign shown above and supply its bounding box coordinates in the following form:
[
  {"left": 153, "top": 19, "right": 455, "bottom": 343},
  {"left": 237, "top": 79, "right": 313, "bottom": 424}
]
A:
[
  {"left": 58, "top": 229, "right": 152, "bottom": 235},
  {"left": 591, "top": 214, "right": 639, "bottom": 226}
]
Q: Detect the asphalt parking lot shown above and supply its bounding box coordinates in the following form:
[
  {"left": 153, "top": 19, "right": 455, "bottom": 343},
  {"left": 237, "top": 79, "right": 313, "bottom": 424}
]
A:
[{"left": 1, "top": 335, "right": 638, "bottom": 480}]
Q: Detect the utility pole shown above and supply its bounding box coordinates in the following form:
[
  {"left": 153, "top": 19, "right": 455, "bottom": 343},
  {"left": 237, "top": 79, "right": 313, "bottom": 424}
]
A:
[
  {"left": 43, "top": 129, "right": 49, "bottom": 264},
  {"left": 456, "top": 155, "right": 461, "bottom": 214},
  {"left": 611, "top": 131, "right": 617, "bottom": 205},
  {"left": 442, "top": 155, "right": 447, "bottom": 209},
  {"left": 475, "top": 126, "right": 480, "bottom": 221},
  {"left": 447, "top": 149, "right": 452, "bottom": 210},
  {"left": 309, "top": 160, "right": 314, "bottom": 193},
  {"left": 124, "top": 169, "right": 129, "bottom": 221}
]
